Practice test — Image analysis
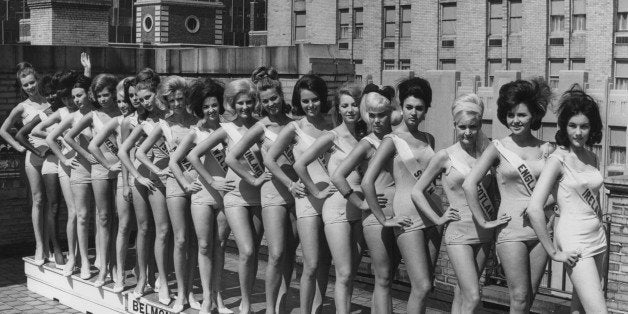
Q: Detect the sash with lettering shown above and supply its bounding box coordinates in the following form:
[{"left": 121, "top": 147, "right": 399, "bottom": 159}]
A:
[
  {"left": 493, "top": 139, "right": 537, "bottom": 196},
  {"left": 388, "top": 134, "right": 437, "bottom": 195},
  {"left": 93, "top": 112, "right": 119, "bottom": 155},
  {"left": 447, "top": 147, "right": 496, "bottom": 219},
  {"left": 291, "top": 121, "right": 329, "bottom": 168},
  {"left": 38, "top": 110, "right": 64, "bottom": 151},
  {"left": 262, "top": 124, "right": 295, "bottom": 164},
  {"left": 159, "top": 119, "right": 195, "bottom": 172},
  {"left": 195, "top": 127, "right": 228, "bottom": 175},
  {"left": 141, "top": 121, "right": 169, "bottom": 156},
  {"left": 561, "top": 156, "right": 602, "bottom": 214},
  {"left": 221, "top": 122, "right": 264, "bottom": 177}
]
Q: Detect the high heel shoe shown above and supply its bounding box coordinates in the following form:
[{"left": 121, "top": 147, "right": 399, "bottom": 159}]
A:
[
  {"left": 159, "top": 296, "right": 171, "bottom": 306},
  {"left": 80, "top": 267, "right": 92, "bottom": 280},
  {"left": 171, "top": 303, "right": 184, "bottom": 313},
  {"left": 112, "top": 283, "right": 125, "bottom": 293}
]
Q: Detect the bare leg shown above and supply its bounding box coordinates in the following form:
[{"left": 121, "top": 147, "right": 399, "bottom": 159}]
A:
[
  {"left": 363, "top": 225, "right": 396, "bottom": 314},
  {"left": 59, "top": 175, "right": 77, "bottom": 275},
  {"left": 276, "top": 207, "right": 299, "bottom": 314},
  {"left": 25, "top": 164, "right": 46, "bottom": 262},
  {"left": 212, "top": 208, "right": 232, "bottom": 313},
  {"left": 43, "top": 173, "right": 64, "bottom": 265},
  {"left": 448, "top": 243, "right": 490, "bottom": 314},
  {"left": 567, "top": 253, "right": 607, "bottom": 313},
  {"left": 73, "top": 183, "right": 93, "bottom": 278},
  {"left": 261, "top": 205, "right": 288, "bottom": 314},
  {"left": 166, "top": 195, "right": 191, "bottom": 311},
  {"left": 528, "top": 241, "right": 549, "bottom": 303},
  {"left": 148, "top": 186, "right": 171, "bottom": 303},
  {"left": 396, "top": 229, "right": 434, "bottom": 314},
  {"left": 114, "top": 184, "right": 133, "bottom": 289},
  {"left": 324, "top": 221, "right": 358, "bottom": 314},
  {"left": 191, "top": 204, "right": 215, "bottom": 313},
  {"left": 92, "top": 179, "right": 115, "bottom": 285},
  {"left": 296, "top": 216, "right": 329, "bottom": 314},
  {"left": 132, "top": 184, "right": 152, "bottom": 296}
]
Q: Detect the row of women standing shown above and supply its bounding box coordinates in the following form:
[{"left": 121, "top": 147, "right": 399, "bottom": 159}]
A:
[{"left": 0, "top": 53, "right": 608, "bottom": 314}]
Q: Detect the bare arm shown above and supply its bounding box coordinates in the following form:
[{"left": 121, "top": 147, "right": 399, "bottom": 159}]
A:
[
  {"left": 264, "top": 123, "right": 305, "bottom": 196},
  {"left": 32, "top": 110, "right": 61, "bottom": 139},
  {"left": 331, "top": 140, "right": 370, "bottom": 208},
  {"left": 88, "top": 118, "right": 120, "bottom": 170},
  {"left": 136, "top": 125, "right": 165, "bottom": 175},
  {"left": 16, "top": 116, "right": 46, "bottom": 157},
  {"left": 118, "top": 125, "right": 145, "bottom": 179},
  {"left": 224, "top": 123, "right": 266, "bottom": 186},
  {"left": 0, "top": 104, "right": 26, "bottom": 152},
  {"left": 462, "top": 144, "right": 510, "bottom": 229},
  {"left": 187, "top": 128, "right": 235, "bottom": 193},
  {"left": 168, "top": 132, "right": 201, "bottom": 194},
  {"left": 46, "top": 116, "right": 74, "bottom": 164},
  {"left": 293, "top": 132, "right": 335, "bottom": 199},
  {"left": 64, "top": 112, "right": 96, "bottom": 163},
  {"left": 361, "top": 138, "right": 412, "bottom": 228},
  {"left": 411, "top": 150, "right": 459, "bottom": 225}
]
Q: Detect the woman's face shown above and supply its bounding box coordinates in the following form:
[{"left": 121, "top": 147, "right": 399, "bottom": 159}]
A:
[
  {"left": 338, "top": 94, "right": 359, "bottom": 124},
  {"left": 455, "top": 115, "right": 480, "bottom": 146},
  {"left": 117, "top": 90, "right": 131, "bottom": 116},
  {"left": 96, "top": 87, "right": 115, "bottom": 109},
  {"left": 300, "top": 89, "right": 321, "bottom": 117},
  {"left": 203, "top": 96, "right": 221, "bottom": 121},
  {"left": 234, "top": 93, "right": 255, "bottom": 119},
  {"left": 72, "top": 87, "right": 89, "bottom": 110},
  {"left": 137, "top": 88, "right": 156, "bottom": 112},
  {"left": 566, "top": 113, "right": 590, "bottom": 148},
  {"left": 61, "top": 95, "right": 77, "bottom": 110},
  {"left": 259, "top": 88, "right": 283, "bottom": 116},
  {"left": 128, "top": 86, "right": 140, "bottom": 109},
  {"left": 368, "top": 109, "right": 391, "bottom": 134},
  {"left": 20, "top": 74, "right": 38, "bottom": 97},
  {"left": 402, "top": 96, "right": 427, "bottom": 128},
  {"left": 167, "top": 89, "right": 186, "bottom": 115},
  {"left": 506, "top": 103, "right": 533, "bottom": 135}
]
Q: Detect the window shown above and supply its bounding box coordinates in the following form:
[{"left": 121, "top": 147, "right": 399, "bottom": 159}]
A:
[
  {"left": 489, "top": 1, "right": 503, "bottom": 36},
  {"left": 399, "top": 59, "right": 411, "bottom": 70},
  {"left": 550, "top": 0, "right": 565, "bottom": 33},
  {"left": 294, "top": 11, "right": 306, "bottom": 41},
  {"left": 548, "top": 59, "right": 566, "bottom": 88},
  {"left": 509, "top": 0, "right": 521, "bottom": 34},
  {"left": 185, "top": 15, "right": 200, "bottom": 33},
  {"left": 143, "top": 14, "right": 153, "bottom": 32},
  {"left": 609, "top": 127, "right": 627, "bottom": 165},
  {"left": 619, "top": 0, "right": 628, "bottom": 31},
  {"left": 615, "top": 61, "right": 628, "bottom": 90},
  {"left": 354, "top": 59, "right": 363, "bottom": 65},
  {"left": 383, "top": 59, "right": 395, "bottom": 70},
  {"left": 354, "top": 8, "right": 363, "bottom": 38},
  {"left": 487, "top": 59, "right": 502, "bottom": 86},
  {"left": 572, "top": 0, "right": 585, "bottom": 31},
  {"left": 571, "top": 59, "right": 585, "bottom": 71},
  {"left": 338, "top": 9, "right": 350, "bottom": 39},
  {"left": 384, "top": 7, "right": 396, "bottom": 37},
  {"left": 508, "top": 58, "right": 522, "bottom": 71},
  {"left": 441, "top": 3, "right": 456, "bottom": 35},
  {"left": 401, "top": 6, "right": 411, "bottom": 37},
  {"left": 440, "top": 59, "right": 456, "bottom": 70}
]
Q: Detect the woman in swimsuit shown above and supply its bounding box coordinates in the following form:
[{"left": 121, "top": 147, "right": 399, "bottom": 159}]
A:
[
  {"left": 294, "top": 83, "right": 365, "bottom": 314},
  {"left": 140, "top": 76, "right": 200, "bottom": 312},
  {"left": 88, "top": 77, "right": 137, "bottom": 292},
  {"left": 412, "top": 94, "right": 503, "bottom": 313},
  {"left": 527, "top": 88, "right": 608, "bottom": 313},
  {"left": 224, "top": 67, "right": 297, "bottom": 314},
  {"left": 265, "top": 74, "right": 333, "bottom": 314},
  {"left": 361, "top": 77, "right": 442, "bottom": 314},
  {"left": 189, "top": 78, "right": 267, "bottom": 314},
  {"left": 331, "top": 90, "right": 397, "bottom": 314},
  {"left": 462, "top": 78, "right": 555, "bottom": 313},
  {"left": 118, "top": 69, "right": 171, "bottom": 302},
  {"left": 173, "top": 77, "right": 233, "bottom": 314}
]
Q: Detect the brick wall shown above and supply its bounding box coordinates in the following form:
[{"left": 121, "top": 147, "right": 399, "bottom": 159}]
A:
[
  {"left": 456, "top": 1, "right": 486, "bottom": 86},
  {"left": 266, "top": 0, "right": 292, "bottom": 46},
  {"left": 362, "top": 0, "right": 383, "bottom": 84},
  {"left": 604, "top": 175, "right": 628, "bottom": 314},
  {"left": 306, "top": 0, "right": 336, "bottom": 45},
  {"left": 521, "top": 0, "right": 547, "bottom": 79},
  {"left": 586, "top": 0, "right": 613, "bottom": 90}
]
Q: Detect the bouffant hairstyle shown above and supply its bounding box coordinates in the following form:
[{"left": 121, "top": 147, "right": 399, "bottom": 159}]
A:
[
  {"left": 223, "top": 78, "right": 258, "bottom": 113},
  {"left": 554, "top": 86, "right": 603, "bottom": 147},
  {"left": 39, "top": 74, "right": 62, "bottom": 110},
  {"left": 332, "top": 83, "right": 367, "bottom": 137},
  {"left": 122, "top": 76, "right": 136, "bottom": 105},
  {"left": 90, "top": 73, "right": 119, "bottom": 108},
  {"left": 497, "top": 77, "right": 551, "bottom": 131},
  {"left": 158, "top": 75, "right": 189, "bottom": 112},
  {"left": 116, "top": 77, "right": 136, "bottom": 113},
  {"left": 398, "top": 77, "right": 432, "bottom": 109},
  {"left": 135, "top": 68, "right": 160, "bottom": 93},
  {"left": 188, "top": 77, "right": 225, "bottom": 118},
  {"left": 291, "top": 74, "right": 329, "bottom": 116},
  {"left": 53, "top": 70, "right": 80, "bottom": 98},
  {"left": 16, "top": 62, "right": 39, "bottom": 97},
  {"left": 252, "top": 66, "right": 289, "bottom": 116},
  {"left": 360, "top": 92, "right": 393, "bottom": 133}
]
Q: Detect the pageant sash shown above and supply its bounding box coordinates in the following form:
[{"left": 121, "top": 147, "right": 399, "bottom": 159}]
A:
[
  {"left": 447, "top": 148, "right": 496, "bottom": 218},
  {"left": 291, "top": 121, "right": 328, "bottom": 167},
  {"left": 389, "top": 134, "right": 436, "bottom": 195},
  {"left": 562, "top": 158, "right": 602, "bottom": 214},
  {"left": 93, "top": 113, "right": 118, "bottom": 155},
  {"left": 221, "top": 122, "right": 264, "bottom": 177},
  {"left": 493, "top": 140, "right": 536, "bottom": 196},
  {"left": 194, "top": 127, "right": 228, "bottom": 175},
  {"left": 262, "top": 124, "right": 294, "bottom": 164},
  {"left": 361, "top": 136, "right": 381, "bottom": 149}
]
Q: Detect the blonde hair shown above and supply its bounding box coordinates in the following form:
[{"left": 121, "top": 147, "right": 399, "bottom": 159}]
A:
[
  {"left": 451, "top": 93, "right": 489, "bottom": 153},
  {"left": 224, "top": 78, "right": 258, "bottom": 113},
  {"left": 360, "top": 92, "right": 393, "bottom": 132},
  {"left": 158, "top": 75, "right": 189, "bottom": 112}
]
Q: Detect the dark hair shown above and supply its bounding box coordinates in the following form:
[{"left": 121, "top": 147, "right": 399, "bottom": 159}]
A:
[
  {"left": 497, "top": 77, "right": 551, "bottom": 131},
  {"left": 135, "top": 68, "right": 160, "bottom": 93},
  {"left": 53, "top": 70, "right": 80, "bottom": 98},
  {"left": 252, "top": 66, "right": 289, "bottom": 116},
  {"left": 291, "top": 74, "right": 329, "bottom": 116},
  {"left": 123, "top": 76, "right": 136, "bottom": 105},
  {"left": 363, "top": 83, "right": 395, "bottom": 102},
  {"left": 90, "top": 73, "right": 118, "bottom": 108},
  {"left": 72, "top": 74, "right": 92, "bottom": 93},
  {"left": 39, "top": 74, "right": 62, "bottom": 110},
  {"left": 398, "top": 77, "right": 432, "bottom": 109},
  {"left": 554, "top": 86, "right": 603, "bottom": 147},
  {"left": 188, "top": 77, "right": 225, "bottom": 118}
]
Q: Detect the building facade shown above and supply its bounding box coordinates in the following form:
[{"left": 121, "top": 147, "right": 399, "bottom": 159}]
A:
[{"left": 265, "top": 0, "right": 628, "bottom": 92}]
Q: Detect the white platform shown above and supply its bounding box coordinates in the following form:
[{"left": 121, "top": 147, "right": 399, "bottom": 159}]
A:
[{"left": 24, "top": 256, "right": 201, "bottom": 314}]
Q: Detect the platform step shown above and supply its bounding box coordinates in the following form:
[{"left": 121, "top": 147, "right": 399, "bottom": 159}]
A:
[{"left": 24, "top": 256, "right": 208, "bottom": 314}]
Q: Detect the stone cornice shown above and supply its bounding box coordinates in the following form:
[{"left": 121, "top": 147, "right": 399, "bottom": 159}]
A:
[
  {"left": 604, "top": 175, "right": 628, "bottom": 196},
  {"left": 134, "top": 0, "right": 224, "bottom": 8},
  {"left": 28, "top": 0, "right": 112, "bottom": 10}
]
